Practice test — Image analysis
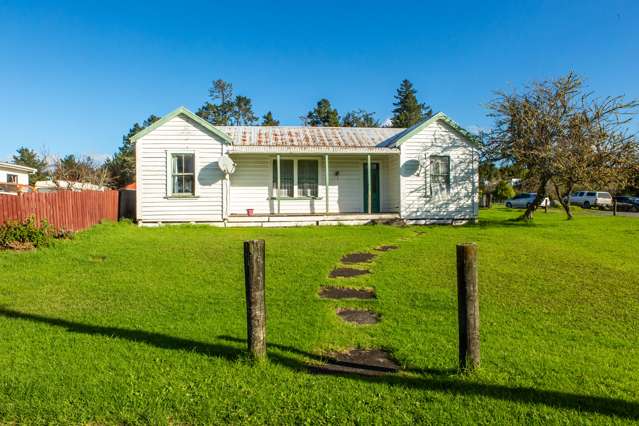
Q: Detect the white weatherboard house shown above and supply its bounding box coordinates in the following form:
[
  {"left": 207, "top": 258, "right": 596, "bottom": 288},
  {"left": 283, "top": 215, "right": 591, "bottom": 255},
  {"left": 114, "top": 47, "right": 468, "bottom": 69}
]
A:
[
  {"left": 0, "top": 161, "right": 36, "bottom": 194},
  {"left": 133, "top": 107, "right": 479, "bottom": 227}
]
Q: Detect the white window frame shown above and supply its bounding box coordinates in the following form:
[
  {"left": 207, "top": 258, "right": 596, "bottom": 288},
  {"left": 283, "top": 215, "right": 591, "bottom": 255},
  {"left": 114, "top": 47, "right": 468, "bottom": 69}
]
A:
[
  {"left": 6, "top": 173, "right": 18, "bottom": 184},
  {"left": 166, "top": 150, "right": 197, "bottom": 197},
  {"left": 428, "top": 155, "right": 451, "bottom": 199},
  {"left": 270, "top": 157, "right": 321, "bottom": 199}
]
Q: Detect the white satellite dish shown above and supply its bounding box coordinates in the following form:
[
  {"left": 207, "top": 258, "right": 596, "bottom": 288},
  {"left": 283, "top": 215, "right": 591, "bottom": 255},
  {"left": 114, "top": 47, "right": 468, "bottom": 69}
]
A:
[{"left": 218, "top": 155, "right": 236, "bottom": 175}]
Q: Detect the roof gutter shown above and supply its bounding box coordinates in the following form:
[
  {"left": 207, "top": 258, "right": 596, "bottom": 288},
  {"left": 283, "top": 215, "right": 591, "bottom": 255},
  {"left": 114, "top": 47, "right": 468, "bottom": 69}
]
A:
[{"left": 227, "top": 146, "right": 400, "bottom": 155}]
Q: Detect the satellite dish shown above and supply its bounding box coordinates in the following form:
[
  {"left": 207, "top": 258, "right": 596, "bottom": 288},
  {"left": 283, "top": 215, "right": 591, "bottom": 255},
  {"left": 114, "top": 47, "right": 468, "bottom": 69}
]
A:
[{"left": 218, "top": 155, "right": 236, "bottom": 175}]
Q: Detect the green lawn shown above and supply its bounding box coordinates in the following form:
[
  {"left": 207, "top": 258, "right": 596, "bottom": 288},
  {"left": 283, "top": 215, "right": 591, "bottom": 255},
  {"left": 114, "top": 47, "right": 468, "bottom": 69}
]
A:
[{"left": 0, "top": 208, "right": 638, "bottom": 424}]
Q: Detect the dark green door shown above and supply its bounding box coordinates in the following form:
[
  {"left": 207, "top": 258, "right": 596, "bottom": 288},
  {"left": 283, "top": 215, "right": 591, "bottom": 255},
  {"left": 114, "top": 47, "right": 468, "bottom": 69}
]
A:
[{"left": 363, "top": 163, "right": 381, "bottom": 213}]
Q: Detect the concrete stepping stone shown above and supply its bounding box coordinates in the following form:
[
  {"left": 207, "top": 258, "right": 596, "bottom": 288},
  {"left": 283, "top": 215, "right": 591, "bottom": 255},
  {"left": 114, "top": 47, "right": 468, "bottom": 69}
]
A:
[
  {"left": 309, "top": 349, "right": 399, "bottom": 376},
  {"left": 319, "top": 286, "right": 375, "bottom": 300},
  {"left": 340, "top": 252, "right": 376, "bottom": 264},
  {"left": 329, "top": 267, "right": 370, "bottom": 278},
  {"left": 336, "top": 308, "right": 380, "bottom": 324},
  {"left": 375, "top": 245, "right": 399, "bottom": 252}
]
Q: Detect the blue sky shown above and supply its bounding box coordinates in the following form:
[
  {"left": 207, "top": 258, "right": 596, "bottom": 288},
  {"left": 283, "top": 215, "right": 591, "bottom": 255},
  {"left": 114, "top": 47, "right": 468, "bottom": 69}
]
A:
[{"left": 1, "top": 0, "right": 638, "bottom": 161}]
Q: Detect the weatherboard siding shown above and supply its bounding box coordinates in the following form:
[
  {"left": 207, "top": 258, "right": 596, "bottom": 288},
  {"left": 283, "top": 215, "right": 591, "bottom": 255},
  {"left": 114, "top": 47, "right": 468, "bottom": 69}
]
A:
[
  {"left": 137, "top": 115, "right": 225, "bottom": 223},
  {"left": 399, "top": 120, "right": 478, "bottom": 219},
  {"left": 384, "top": 155, "right": 401, "bottom": 212},
  {"left": 0, "top": 168, "right": 29, "bottom": 185}
]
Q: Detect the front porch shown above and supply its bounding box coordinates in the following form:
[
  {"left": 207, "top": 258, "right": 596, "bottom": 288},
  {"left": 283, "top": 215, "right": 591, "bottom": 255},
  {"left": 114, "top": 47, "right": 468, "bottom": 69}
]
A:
[
  {"left": 225, "top": 212, "right": 401, "bottom": 227},
  {"left": 225, "top": 150, "right": 401, "bottom": 219}
]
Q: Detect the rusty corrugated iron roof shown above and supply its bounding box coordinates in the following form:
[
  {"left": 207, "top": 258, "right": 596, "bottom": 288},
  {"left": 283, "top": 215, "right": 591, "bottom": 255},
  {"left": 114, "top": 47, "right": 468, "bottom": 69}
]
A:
[{"left": 216, "top": 126, "right": 405, "bottom": 148}]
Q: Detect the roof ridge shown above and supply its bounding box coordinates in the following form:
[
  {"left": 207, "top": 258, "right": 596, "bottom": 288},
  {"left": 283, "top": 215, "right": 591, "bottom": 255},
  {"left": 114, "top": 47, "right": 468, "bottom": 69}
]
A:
[{"left": 215, "top": 125, "right": 406, "bottom": 130}]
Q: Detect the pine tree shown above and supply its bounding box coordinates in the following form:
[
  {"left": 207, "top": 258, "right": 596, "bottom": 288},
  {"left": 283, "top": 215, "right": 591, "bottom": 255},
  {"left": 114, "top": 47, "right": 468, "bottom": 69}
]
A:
[
  {"left": 197, "top": 79, "right": 257, "bottom": 126},
  {"left": 390, "top": 79, "right": 432, "bottom": 127},
  {"left": 231, "top": 95, "right": 257, "bottom": 125},
  {"left": 196, "top": 79, "right": 235, "bottom": 125},
  {"left": 261, "top": 111, "right": 280, "bottom": 126},
  {"left": 341, "top": 109, "right": 379, "bottom": 127},
  {"left": 106, "top": 114, "right": 159, "bottom": 187},
  {"left": 305, "top": 99, "right": 340, "bottom": 127},
  {"left": 12, "top": 147, "right": 49, "bottom": 185}
]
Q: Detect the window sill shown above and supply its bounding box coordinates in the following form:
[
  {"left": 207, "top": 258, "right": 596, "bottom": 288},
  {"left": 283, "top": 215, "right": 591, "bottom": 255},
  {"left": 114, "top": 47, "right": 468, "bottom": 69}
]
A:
[
  {"left": 165, "top": 194, "right": 199, "bottom": 199},
  {"left": 269, "top": 196, "right": 323, "bottom": 201}
]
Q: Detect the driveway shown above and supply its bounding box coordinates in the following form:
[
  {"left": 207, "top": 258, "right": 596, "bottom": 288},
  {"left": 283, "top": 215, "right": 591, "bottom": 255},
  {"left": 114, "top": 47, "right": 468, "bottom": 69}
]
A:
[{"left": 581, "top": 209, "right": 639, "bottom": 218}]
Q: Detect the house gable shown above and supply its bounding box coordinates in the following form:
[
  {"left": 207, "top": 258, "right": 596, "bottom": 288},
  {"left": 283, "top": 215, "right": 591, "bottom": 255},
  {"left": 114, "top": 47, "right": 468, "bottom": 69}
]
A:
[
  {"left": 131, "top": 106, "right": 232, "bottom": 144},
  {"left": 386, "top": 112, "right": 480, "bottom": 149}
]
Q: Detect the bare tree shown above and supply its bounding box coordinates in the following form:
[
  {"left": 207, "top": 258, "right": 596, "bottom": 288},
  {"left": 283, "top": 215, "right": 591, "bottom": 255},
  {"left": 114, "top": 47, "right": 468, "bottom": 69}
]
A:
[
  {"left": 51, "top": 155, "right": 112, "bottom": 190},
  {"left": 486, "top": 72, "right": 638, "bottom": 220}
]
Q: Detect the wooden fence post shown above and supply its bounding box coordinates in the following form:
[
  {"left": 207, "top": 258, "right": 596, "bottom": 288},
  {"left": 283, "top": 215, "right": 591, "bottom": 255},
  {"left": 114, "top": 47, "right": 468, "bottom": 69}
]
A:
[
  {"left": 244, "top": 239, "right": 266, "bottom": 360},
  {"left": 456, "top": 243, "right": 480, "bottom": 371},
  {"left": 613, "top": 199, "right": 617, "bottom": 216}
]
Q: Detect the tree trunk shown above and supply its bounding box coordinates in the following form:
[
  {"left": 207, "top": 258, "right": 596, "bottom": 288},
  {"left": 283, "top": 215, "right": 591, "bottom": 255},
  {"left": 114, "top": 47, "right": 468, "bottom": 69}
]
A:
[
  {"left": 553, "top": 181, "right": 573, "bottom": 220},
  {"left": 519, "top": 179, "right": 548, "bottom": 221}
]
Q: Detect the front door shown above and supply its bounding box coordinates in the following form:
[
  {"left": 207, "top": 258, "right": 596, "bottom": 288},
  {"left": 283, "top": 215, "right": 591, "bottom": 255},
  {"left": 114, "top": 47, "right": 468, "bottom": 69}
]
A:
[{"left": 363, "top": 163, "right": 380, "bottom": 213}]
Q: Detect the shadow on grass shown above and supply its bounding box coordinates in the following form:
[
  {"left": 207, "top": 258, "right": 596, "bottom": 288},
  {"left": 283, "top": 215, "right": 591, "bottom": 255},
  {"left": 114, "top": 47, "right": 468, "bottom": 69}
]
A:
[{"left": 1, "top": 307, "right": 637, "bottom": 420}]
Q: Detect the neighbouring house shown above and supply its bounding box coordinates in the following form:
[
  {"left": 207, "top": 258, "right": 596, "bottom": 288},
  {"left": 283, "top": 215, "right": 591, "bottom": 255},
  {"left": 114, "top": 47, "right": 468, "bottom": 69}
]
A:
[
  {"left": 34, "top": 180, "right": 107, "bottom": 193},
  {"left": 0, "top": 161, "right": 36, "bottom": 194},
  {"left": 133, "top": 107, "right": 479, "bottom": 227}
]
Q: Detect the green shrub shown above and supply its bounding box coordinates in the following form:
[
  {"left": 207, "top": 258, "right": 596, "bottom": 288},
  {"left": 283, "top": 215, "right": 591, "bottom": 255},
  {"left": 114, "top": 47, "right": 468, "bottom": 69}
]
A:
[
  {"left": 493, "top": 180, "right": 516, "bottom": 201},
  {"left": 0, "top": 216, "right": 55, "bottom": 250}
]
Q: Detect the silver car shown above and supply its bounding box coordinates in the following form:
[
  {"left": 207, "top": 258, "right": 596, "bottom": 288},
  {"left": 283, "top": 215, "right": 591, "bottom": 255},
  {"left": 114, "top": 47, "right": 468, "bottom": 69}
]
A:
[{"left": 505, "top": 193, "right": 550, "bottom": 209}]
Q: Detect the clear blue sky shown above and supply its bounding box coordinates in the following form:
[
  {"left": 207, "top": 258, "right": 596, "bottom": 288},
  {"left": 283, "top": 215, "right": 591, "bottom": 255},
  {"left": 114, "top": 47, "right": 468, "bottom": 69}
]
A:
[{"left": 1, "top": 0, "right": 638, "bottom": 161}]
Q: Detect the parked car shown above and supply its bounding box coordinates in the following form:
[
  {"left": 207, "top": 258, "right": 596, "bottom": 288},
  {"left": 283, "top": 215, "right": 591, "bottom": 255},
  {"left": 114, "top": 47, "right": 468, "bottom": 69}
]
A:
[
  {"left": 505, "top": 193, "right": 550, "bottom": 209},
  {"left": 566, "top": 191, "right": 613, "bottom": 209},
  {"left": 613, "top": 196, "right": 639, "bottom": 212}
]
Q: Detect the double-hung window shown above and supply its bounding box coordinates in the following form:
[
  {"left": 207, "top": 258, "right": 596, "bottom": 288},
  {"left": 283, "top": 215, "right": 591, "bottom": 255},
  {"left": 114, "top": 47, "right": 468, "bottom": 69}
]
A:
[
  {"left": 297, "top": 160, "right": 319, "bottom": 197},
  {"left": 272, "top": 159, "right": 294, "bottom": 198},
  {"left": 429, "top": 155, "right": 450, "bottom": 198},
  {"left": 170, "top": 153, "right": 195, "bottom": 195},
  {"left": 272, "top": 158, "right": 319, "bottom": 198}
]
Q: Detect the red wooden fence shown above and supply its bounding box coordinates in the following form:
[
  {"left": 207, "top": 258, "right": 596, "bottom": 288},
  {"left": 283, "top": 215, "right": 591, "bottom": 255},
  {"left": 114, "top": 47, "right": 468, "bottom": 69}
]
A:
[{"left": 0, "top": 190, "right": 119, "bottom": 232}]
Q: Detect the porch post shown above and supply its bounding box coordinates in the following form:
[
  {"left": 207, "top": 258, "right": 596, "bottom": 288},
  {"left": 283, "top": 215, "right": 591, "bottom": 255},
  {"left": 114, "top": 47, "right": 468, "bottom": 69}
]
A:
[
  {"left": 367, "top": 154, "right": 372, "bottom": 214},
  {"left": 325, "top": 154, "right": 329, "bottom": 214},
  {"left": 276, "top": 154, "right": 281, "bottom": 214}
]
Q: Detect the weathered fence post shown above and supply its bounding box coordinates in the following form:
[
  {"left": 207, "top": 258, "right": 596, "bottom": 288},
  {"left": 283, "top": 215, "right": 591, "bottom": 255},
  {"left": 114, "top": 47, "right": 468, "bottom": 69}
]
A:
[
  {"left": 613, "top": 198, "right": 617, "bottom": 216},
  {"left": 456, "top": 243, "right": 480, "bottom": 371},
  {"left": 244, "top": 240, "right": 266, "bottom": 360}
]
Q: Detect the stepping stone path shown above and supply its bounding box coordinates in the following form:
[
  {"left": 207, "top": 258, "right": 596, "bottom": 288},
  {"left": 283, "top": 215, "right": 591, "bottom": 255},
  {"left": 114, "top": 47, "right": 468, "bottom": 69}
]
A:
[
  {"left": 319, "top": 286, "right": 375, "bottom": 300},
  {"left": 336, "top": 308, "right": 379, "bottom": 324},
  {"left": 375, "top": 245, "right": 399, "bottom": 252},
  {"left": 314, "top": 240, "right": 412, "bottom": 376},
  {"left": 329, "top": 267, "right": 370, "bottom": 278},
  {"left": 340, "top": 252, "right": 376, "bottom": 264},
  {"left": 309, "top": 349, "right": 399, "bottom": 376}
]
